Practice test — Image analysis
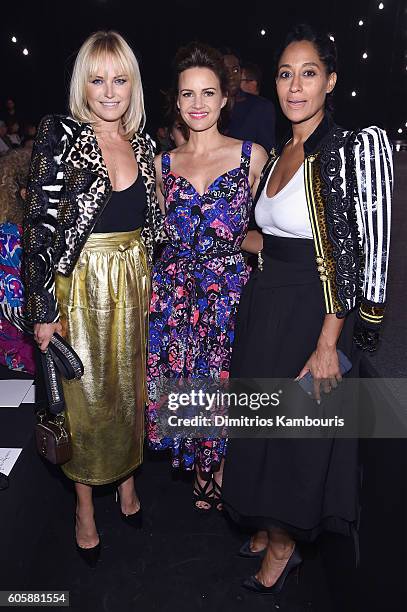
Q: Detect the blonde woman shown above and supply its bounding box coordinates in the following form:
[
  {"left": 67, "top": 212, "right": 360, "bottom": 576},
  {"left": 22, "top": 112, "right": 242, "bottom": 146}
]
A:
[{"left": 23, "top": 31, "right": 163, "bottom": 566}]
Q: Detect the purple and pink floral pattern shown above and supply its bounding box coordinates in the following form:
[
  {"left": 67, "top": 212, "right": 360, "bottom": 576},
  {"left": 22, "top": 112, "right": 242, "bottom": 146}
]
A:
[
  {"left": 147, "top": 142, "right": 253, "bottom": 472},
  {"left": 0, "top": 223, "right": 35, "bottom": 374}
]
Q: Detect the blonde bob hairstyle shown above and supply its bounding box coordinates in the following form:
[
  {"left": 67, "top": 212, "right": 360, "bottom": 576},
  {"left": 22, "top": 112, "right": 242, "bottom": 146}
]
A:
[{"left": 69, "top": 30, "right": 146, "bottom": 138}]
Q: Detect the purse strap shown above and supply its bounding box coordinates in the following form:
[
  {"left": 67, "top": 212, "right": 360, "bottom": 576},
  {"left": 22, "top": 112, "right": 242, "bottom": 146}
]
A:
[
  {"left": 37, "top": 409, "right": 68, "bottom": 436},
  {"left": 38, "top": 348, "right": 66, "bottom": 415},
  {"left": 48, "top": 333, "right": 84, "bottom": 380}
]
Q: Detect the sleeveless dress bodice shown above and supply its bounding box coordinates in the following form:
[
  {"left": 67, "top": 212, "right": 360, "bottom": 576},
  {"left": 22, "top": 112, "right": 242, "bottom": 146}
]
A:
[{"left": 160, "top": 141, "right": 253, "bottom": 262}]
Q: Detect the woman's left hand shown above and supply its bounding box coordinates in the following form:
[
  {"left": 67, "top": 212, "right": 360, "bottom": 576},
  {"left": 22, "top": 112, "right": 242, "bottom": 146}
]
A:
[{"left": 297, "top": 344, "right": 341, "bottom": 401}]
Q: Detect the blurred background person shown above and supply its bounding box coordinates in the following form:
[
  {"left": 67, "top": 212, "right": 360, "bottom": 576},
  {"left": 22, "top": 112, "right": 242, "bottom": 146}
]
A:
[
  {"left": 155, "top": 88, "right": 190, "bottom": 152},
  {"left": 0, "top": 121, "right": 12, "bottom": 156},
  {"left": 3, "top": 98, "right": 20, "bottom": 130},
  {"left": 7, "top": 122, "right": 21, "bottom": 147},
  {"left": 155, "top": 125, "right": 172, "bottom": 152},
  {"left": 168, "top": 112, "right": 189, "bottom": 148},
  {"left": 221, "top": 48, "right": 276, "bottom": 152},
  {"left": 0, "top": 148, "right": 35, "bottom": 374},
  {"left": 21, "top": 122, "right": 37, "bottom": 144},
  {"left": 240, "top": 62, "right": 262, "bottom": 96},
  {"left": 20, "top": 133, "right": 35, "bottom": 152}
]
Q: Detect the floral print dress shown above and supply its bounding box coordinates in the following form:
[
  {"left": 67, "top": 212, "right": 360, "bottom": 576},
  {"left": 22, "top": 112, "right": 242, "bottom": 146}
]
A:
[
  {"left": 147, "top": 141, "right": 253, "bottom": 473},
  {"left": 0, "top": 222, "right": 35, "bottom": 374}
]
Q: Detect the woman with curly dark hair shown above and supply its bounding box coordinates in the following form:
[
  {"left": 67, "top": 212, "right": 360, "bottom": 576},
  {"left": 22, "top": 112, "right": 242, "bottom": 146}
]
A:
[{"left": 146, "top": 42, "right": 267, "bottom": 511}]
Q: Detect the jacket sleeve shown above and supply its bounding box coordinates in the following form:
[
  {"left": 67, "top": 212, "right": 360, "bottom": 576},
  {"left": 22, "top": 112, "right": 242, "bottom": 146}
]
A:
[
  {"left": 22, "top": 114, "right": 61, "bottom": 325},
  {"left": 353, "top": 126, "right": 393, "bottom": 350},
  {"left": 145, "top": 132, "right": 156, "bottom": 156},
  {"left": 141, "top": 131, "right": 165, "bottom": 261}
]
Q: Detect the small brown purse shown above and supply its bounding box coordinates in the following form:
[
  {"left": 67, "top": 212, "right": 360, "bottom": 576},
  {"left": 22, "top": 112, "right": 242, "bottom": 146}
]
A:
[{"left": 35, "top": 411, "right": 72, "bottom": 465}]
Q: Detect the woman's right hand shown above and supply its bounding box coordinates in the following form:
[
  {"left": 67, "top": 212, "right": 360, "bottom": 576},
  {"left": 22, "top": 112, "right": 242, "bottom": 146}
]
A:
[
  {"left": 241, "top": 230, "right": 263, "bottom": 254},
  {"left": 33, "top": 322, "right": 62, "bottom": 352}
]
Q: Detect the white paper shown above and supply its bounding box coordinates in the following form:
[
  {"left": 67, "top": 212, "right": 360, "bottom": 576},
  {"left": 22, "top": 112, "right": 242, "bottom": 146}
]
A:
[
  {"left": 22, "top": 383, "right": 35, "bottom": 405},
  {"left": 0, "top": 448, "right": 23, "bottom": 476},
  {"left": 0, "top": 380, "right": 34, "bottom": 407}
]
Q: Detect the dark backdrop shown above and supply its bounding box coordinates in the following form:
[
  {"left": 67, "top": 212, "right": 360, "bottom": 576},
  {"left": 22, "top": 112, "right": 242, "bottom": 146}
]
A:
[{"left": 2, "top": 0, "right": 406, "bottom": 140}]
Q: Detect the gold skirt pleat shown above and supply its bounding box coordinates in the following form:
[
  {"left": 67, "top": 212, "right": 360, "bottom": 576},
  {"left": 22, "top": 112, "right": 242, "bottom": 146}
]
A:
[{"left": 55, "top": 229, "right": 150, "bottom": 485}]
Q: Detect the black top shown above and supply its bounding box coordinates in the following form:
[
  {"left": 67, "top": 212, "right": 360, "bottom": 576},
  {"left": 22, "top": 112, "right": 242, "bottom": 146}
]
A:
[
  {"left": 93, "top": 172, "right": 147, "bottom": 233},
  {"left": 225, "top": 90, "right": 276, "bottom": 153}
]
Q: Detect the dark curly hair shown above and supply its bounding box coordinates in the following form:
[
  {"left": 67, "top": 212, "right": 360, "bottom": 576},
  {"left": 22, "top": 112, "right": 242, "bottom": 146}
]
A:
[
  {"left": 276, "top": 24, "right": 338, "bottom": 111},
  {"left": 173, "top": 41, "right": 229, "bottom": 96}
]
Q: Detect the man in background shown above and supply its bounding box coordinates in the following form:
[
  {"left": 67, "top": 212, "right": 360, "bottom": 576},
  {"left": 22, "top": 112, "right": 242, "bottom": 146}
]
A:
[
  {"left": 221, "top": 50, "right": 275, "bottom": 153},
  {"left": 240, "top": 62, "right": 262, "bottom": 96}
]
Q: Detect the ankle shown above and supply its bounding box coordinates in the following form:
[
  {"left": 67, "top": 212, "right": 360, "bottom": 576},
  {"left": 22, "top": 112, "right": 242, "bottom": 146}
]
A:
[
  {"left": 117, "top": 487, "right": 139, "bottom": 504},
  {"left": 76, "top": 504, "right": 94, "bottom": 519},
  {"left": 269, "top": 542, "right": 295, "bottom": 561},
  {"left": 118, "top": 481, "right": 137, "bottom": 497}
]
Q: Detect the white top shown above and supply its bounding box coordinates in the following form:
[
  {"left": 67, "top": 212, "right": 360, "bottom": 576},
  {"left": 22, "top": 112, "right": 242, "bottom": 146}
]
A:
[{"left": 255, "top": 163, "right": 313, "bottom": 239}]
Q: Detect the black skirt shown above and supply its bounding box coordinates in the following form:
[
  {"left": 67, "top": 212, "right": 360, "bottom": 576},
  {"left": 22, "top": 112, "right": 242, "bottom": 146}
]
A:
[{"left": 222, "top": 235, "right": 360, "bottom": 542}]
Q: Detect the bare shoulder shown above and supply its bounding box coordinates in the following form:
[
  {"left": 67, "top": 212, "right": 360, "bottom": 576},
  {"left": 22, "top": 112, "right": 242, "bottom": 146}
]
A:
[
  {"left": 223, "top": 138, "right": 267, "bottom": 163},
  {"left": 250, "top": 142, "right": 269, "bottom": 169},
  {"left": 220, "top": 135, "right": 244, "bottom": 151},
  {"left": 167, "top": 143, "right": 189, "bottom": 164},
  {"left": 251, "top": 142, "right": 268, "bottom": 161}
]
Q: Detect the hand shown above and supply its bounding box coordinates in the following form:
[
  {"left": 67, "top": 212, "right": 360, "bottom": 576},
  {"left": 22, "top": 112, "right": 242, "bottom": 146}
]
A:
[
  {"left": 296, "top": 345, "right": 341, "bottom": 402},
  {"left": 33, "top": 321, "right": 62, "bottom": 352}
]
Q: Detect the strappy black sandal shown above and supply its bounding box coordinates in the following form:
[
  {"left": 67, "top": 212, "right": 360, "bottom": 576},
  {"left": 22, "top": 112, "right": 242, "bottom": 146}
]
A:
[
  {"left": 193, "top": 478, "right": 213, "bottom": 513},
  {"left": 212, "top": 479, "right": 223, "bottom": 512}
]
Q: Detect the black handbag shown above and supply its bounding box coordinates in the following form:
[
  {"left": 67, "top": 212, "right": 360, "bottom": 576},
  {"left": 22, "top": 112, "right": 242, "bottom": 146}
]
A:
[
  {"left": 35, "top": 333, "right": 84, "bottom": 464},
  {"left": 39, "top": 333, "right": 84, "bottom": 415}
]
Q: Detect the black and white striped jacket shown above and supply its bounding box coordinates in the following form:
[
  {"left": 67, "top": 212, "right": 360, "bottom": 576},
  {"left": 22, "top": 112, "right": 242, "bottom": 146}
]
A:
[
  {"left": 21, "top": 114, "right": 164, "bottom": 327},
  {"left": 254, "top": 115, "right": 393, "bottom": 346}
]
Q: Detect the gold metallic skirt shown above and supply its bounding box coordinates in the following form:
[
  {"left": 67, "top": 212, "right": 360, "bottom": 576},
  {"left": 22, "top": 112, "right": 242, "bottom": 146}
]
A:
[{"left": 55, "top": 229, "right": 150, "bottom": 485}]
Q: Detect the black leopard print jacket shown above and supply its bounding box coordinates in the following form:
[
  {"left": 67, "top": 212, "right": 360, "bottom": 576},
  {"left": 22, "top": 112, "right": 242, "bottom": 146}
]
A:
[{"left": 22, "top": 114, "right": 164, "bottom": 326}]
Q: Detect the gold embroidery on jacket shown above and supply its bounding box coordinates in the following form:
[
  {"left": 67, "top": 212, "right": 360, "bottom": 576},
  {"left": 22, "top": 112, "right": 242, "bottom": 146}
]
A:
[
  {"left": 359, "top": 303, "right": 385, "bottom": 324},
  {"left": 304, "top": 155, "right": 340, "bottom": 314}
]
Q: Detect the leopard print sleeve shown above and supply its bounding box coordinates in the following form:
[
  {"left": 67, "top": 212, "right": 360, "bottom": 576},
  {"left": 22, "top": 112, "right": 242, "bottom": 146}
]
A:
[{"left": 140, "top": 132, "right": 165, "bottom": 265}]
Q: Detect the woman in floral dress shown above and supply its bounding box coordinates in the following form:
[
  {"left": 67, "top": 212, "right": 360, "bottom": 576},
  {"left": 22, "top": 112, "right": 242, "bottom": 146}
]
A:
[
  {"left": 0, "top": 149, "right": 35, "bottom": 374},
  {"left": 147, "top": 42, "right": 267, "bottom": 510}
]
